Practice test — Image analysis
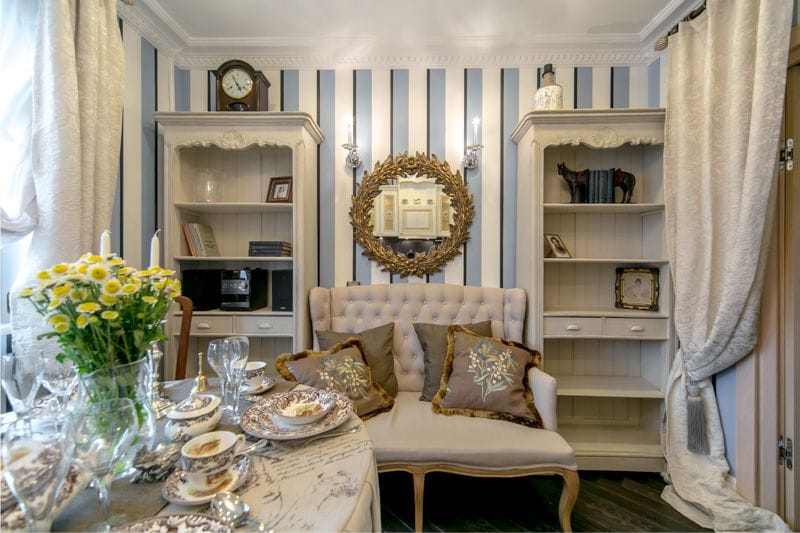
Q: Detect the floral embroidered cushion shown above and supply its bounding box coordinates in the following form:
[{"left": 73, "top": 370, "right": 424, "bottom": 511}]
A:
[
  {"left": 432, "top": 325, "right": 544, "bottom": 428},
  {"left": 275, "top": 338, "right": 394, "bottom": 419},
  {"left": 414, "top": 320, "right": 493, "bottom": 401},
  {"left": 316, "top": 322, "right": 398, "bottom": 397}
]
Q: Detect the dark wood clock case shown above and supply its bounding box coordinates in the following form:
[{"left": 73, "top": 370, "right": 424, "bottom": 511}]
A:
[{"left": 213, "top": 59, "right": 270, "bottom": 112}]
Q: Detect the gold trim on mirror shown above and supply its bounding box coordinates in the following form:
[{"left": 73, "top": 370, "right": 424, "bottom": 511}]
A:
[{"left": 350, "top": 152, "right": 474, "bottom": 278}]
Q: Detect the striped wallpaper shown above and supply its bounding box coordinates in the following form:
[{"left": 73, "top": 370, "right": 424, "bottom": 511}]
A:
[{"left": 120, "top": 24, "right": 667, "bottom": 292}]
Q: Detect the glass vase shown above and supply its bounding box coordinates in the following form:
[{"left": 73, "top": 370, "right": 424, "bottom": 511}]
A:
[{"left": 78, "top": 357, "right": 156, "bottom": 452}]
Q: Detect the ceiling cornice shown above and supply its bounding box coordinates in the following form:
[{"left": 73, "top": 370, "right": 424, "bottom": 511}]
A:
[{"left": 118, "top": 0, "right": 690, "bottom": 69}]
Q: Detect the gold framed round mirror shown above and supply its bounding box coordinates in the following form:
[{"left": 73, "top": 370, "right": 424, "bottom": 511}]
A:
[{"left": 350, "top": 152, "right": 474, "bottom": 278}]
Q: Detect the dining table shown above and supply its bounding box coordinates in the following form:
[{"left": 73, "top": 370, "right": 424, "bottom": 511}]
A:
[{"left": 10, "top": 377, "right": 382, "bottom": 532}]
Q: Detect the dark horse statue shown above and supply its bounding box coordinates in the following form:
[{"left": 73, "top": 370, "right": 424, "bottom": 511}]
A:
[
  {"left": 612, "top": 168, "right": 636, "bottom": 203},
  {"left": 556, "top": 162, "right": 589, "bottom": 203}
]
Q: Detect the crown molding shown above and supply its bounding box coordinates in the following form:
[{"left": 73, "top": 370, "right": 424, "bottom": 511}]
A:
[
  {"left": 117, "top": 0, "right": 181, "bottom": 57},
  {"left": 172, "top": 50, "right": 651, "bottom": 70}
]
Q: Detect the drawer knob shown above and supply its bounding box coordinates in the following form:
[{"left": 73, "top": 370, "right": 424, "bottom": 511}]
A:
[
  {"left": 565, "top": 324, "right": 581, "bottom": 331},
  {"left": 258, "top": 322, "right": 273, "bottom": 329},
  {"left": 630, "top": 324, "right": 645, "bottom": 332},
  {"left": 197, "top": 321, "right": 211, "bottom": 330}
]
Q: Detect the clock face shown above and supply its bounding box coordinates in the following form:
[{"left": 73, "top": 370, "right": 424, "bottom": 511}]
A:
[{"left": 221, "top": 68, "right": 254, "bottom": 99}]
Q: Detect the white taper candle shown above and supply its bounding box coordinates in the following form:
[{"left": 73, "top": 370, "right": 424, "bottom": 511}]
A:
[
  {"left": 100, "top": 230, "right": 111, "bottom": 256},
  {"left": 149, "top": 229, "right": 161, "bottom": 268}
]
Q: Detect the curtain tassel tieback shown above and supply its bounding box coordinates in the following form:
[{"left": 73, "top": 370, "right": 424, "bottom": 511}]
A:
[{"left": 686, "top": 382, "right": 709, "bottom": 455}]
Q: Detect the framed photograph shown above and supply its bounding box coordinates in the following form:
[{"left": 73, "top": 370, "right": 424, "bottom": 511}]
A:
[
  {"left": 266, "top": 176, "right": 293, "bottom": 203},
  {"left": 544, "top": 234, "right": 571, "bottom": 258},
  {"left": 615, "top": 267, "right": 659, "bottom": 311}
]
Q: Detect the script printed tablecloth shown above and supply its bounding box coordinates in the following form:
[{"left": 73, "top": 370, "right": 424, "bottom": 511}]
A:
[{"left": 37, "top": 378, "right": 381, "bottom": 531}]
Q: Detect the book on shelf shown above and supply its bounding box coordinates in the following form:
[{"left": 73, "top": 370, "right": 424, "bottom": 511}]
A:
[
  {"left": 584, "top": 169, "right": 615, "bottom": 204},
  {"left": 248, "top": 240, "right": 292, "bottom": 257},
  {"left": 181, "top": 223, "right": 221, "bottom": 257}
]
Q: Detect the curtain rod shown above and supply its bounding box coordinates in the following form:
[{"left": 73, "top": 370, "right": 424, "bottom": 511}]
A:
[{"left": 654, "top": 1, "right": 707, "bottom": 51}]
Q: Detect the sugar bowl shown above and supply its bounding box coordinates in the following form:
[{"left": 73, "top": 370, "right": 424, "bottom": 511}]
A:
[{"left": 165, "top": 392, "right": 222, "bottom": 441}]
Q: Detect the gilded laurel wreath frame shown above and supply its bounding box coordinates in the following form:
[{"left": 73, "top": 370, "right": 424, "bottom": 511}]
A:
[{"left": 350, "top": 152, "right": 475, "bottom": 278}]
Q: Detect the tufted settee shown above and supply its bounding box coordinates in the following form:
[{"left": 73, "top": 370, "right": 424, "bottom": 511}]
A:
[{"left": 309, "top": 283, "right": 579, "bottom": 532}]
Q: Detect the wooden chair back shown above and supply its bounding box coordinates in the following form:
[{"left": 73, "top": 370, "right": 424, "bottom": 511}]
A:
[{"left": 173, "top": 295, "right": 193, "bottom": 380}]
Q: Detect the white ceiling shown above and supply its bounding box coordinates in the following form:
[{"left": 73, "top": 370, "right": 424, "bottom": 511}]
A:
[{"left": 119, "top": 0, "right": 700, "bottom": 68}]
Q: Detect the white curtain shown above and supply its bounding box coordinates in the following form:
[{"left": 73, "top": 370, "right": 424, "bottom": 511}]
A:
[
  {"left": 662, "top": 0, "right": 792, "bottom": 530},
  {"left": 8, "top": 0, "right": 124, "bottom": 346}
]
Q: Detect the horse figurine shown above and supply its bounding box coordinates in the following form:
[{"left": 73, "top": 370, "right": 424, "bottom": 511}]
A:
[
  {"left": 612, "top": 168, "right": 636, "bottom": 203},
  {"left": 556, "top": 162, "right": 589, "bottom": 203}
]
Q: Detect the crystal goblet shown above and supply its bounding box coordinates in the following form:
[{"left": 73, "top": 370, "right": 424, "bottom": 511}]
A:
[{"left": 1, "top": 415, "right": 76, "bottom": 531}]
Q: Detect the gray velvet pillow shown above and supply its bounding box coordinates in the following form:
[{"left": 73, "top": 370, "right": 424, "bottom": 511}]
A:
[
  {"left": 414, "top": 320, "right": 493, "bottom": 401},
  {"left": 316, "top": 322, "right": 398, "bottom": 397}
]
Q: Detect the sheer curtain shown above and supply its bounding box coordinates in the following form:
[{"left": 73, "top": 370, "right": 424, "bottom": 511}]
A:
[
  {"left": 7, "top": 0, "right": 125, "bottom": 350},
  {"left": 661, "top": 0, "right": 792, "bottom": 529}
]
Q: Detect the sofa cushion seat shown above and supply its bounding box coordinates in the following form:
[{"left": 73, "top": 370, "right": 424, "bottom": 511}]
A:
[{"left": 365, "top": 392, "right": 577, "bottom": 470}]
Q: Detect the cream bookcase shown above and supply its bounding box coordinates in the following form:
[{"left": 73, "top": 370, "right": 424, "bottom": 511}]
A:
[
  {"left": 512, "top": 109, "right": 671, "bottom": 471},
  {"left": 155, "top": 112, "right": 322, "bottom": 379}
]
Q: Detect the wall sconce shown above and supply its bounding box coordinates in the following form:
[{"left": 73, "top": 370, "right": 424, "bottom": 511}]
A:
[
  {"left": 463, "top": 117, "right": 482, "bottom": 169},
  {"left": 342, "top": 118, "right": 362, "bottom": 169}
]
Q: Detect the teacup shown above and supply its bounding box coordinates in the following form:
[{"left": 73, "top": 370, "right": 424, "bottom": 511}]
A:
[
  {"left": 180, "top": 431, "right": 245, "bottom": 491},
  {"left": 243, "top": 361, "right": 267, "bottom": 388}
]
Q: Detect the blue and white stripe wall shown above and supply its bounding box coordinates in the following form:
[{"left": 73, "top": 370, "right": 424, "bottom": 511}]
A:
[{"left": 119, "top": 24, "right": 668, "bottom": 290}]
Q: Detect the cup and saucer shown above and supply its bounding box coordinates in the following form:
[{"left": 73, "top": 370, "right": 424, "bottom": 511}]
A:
[
  {"left": 241, "top": 362, "right": 275, "bottom": 395},
  {"left": 161, "top": 431, "right": 251, "bottom": 505}
]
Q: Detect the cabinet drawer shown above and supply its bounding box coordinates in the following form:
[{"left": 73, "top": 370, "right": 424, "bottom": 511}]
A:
[
  {"left": 544, "top": 317, "right": 604, "bottom": 336},
  {"left": 235, "top": 315, "right": 294, "bottom": 336},
  {"left": 189, "top": 316, "right": 233, "bottom": 335},
  {"left": 605, "top": 318, "right": 668, "bottom": 338}
]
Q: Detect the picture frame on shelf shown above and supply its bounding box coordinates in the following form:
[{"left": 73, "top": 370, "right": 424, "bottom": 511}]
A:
[
  {"left": 544, "top": 233, "right": 571, "bottom": 258},
  {"left": 615, "top": 267, "right": 659, "bottom": 311},
  {"left": 266, "top": 176, "right": 292, "bottom": 203}
]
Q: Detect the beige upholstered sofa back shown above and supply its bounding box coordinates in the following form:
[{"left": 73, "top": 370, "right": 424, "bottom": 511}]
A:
[{"left": 309, "top": 284, "right": 527, "bottom": 393}]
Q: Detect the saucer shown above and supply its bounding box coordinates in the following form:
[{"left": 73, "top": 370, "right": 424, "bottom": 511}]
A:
[
  {"left": 242, "top": 375, "right": 275, "bottom": 395},
  {"left": 161, "top": 455, "right": 251, "bottom": 506},
  {"left": 115, "top": 513, "right": 233, "bottom": 532}
]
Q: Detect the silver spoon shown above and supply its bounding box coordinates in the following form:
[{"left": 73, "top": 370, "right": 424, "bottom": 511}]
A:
[{"left": 209, "top": 491, "right": 268, "bottom": 531}]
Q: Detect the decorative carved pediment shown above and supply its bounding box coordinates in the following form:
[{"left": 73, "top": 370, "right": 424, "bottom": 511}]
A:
[{"left": 554, "top": 127, "right": 660, "bottom": 149}]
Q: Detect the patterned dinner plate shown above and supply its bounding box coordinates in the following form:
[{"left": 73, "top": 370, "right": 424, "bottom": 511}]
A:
[
  {"left": 161, "top": 455, "right": 251, "bottom": 506},
  {"left": 240, "top": 389, "right": 352, "bottom": 440},
  {"left": 114, "top": 513, "right": 233, "bottom": 532}
]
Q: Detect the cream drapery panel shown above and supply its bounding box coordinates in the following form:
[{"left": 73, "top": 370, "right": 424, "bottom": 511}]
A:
[
  {"left": 661, "top": 0, "right": 791, "bottom": 530},
  {"left": 11, "top": 0, "right": 124, "bottom": 345}
]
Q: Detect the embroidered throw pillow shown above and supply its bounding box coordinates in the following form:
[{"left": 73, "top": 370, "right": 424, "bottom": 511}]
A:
[
  {"left": 275, "top": 338, "right": 394, "bottom": 419},
  {"left": 316, "top": 322, "right": 398, "bottom": 397},
  {"left": 414, "top": 320, "right": 493, "bottom": 401},
  {"left": 432, "top": 325, "right": 543, "bottom": 428}
]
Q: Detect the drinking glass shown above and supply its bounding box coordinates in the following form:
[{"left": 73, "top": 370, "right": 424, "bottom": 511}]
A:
[
  {"left": 39, "top": 352, "right": 78, "bottom": 414},
  {"left": 1, "top": 415, "right": 76, "bottom": 531},
  {"left": 74, "top": 398, "right": 138, "bottom": 532},
  {"left": 207, "top": 338, "right": 247, "bottom": 423},
  {"left": 206, "top": 338, "right": 230, "bottom": 404},
  {"left": 1, "top": 350, "right": 42, "bottom": 417}
]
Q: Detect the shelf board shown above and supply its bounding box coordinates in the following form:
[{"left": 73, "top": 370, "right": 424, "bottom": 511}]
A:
[
  {"left": 174, "top": 256, "right": 293, "bottom": 262},
  {"left": 545, "top": 334, "right": 669, "bottom": 341},
  {"left": 544, "top": 257, "right": 669, "bottom": 265},
  {"left": 544, "top": 203, "right": 664, "bottom": 214},
  {"left": 173, "top": 308, "right": 293, "bottom": 317},
  {"left": 557, "top": 424, "right": 662, "bottom": 458},
  {"left": 175, "top": 202, "right": 292, "bottom": 214},
  {"left": 555, "top": 375, "right": 663, "bottom": 398},
  {"left": 544, "top": 307, "right": 669, "bottom": 319}
]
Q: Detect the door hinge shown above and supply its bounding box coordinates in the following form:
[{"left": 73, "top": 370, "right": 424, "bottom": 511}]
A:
[
  {"left": 779, "top": 436, "right": 793, "bottom": 470},
  {"left": 780, "top": 138, "right": 794, "bottom": 171}
]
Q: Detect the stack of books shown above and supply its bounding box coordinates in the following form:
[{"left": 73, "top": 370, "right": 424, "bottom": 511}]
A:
[
  {"left": 248, "top": 241, "right": 292, "bottom": 257},
  {"left": 182, "top": 223, "right": 220, "bottom": 257},
  {"left": 586, "top": 169, "right": 615, "bottom": 203}
]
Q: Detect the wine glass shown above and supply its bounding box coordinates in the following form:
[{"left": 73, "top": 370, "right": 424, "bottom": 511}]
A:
[
  {"left": 1, "top": 415, "right": 76, "bottom": 531},
  {"left": 39, "top": 351, "right": 78, "bottom": 414},
  {"left": 73, "top": 398, "right": 138, "bottom": 532},
  {"left": 1, "top": 350, "right": 42, "bottom": 418},
  {"left": 206, "top": 338, "right": 230, "bottom": 405}
]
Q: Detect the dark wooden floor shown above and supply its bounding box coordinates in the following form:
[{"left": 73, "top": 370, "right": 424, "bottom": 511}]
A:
[{"left": 379, "top": 471, "right": 710, "bottom": 532}]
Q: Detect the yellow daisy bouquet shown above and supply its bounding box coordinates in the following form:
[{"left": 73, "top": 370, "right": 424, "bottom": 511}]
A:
[{"left": 19, "top": 253, "right": 181, "bottom": 374}]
